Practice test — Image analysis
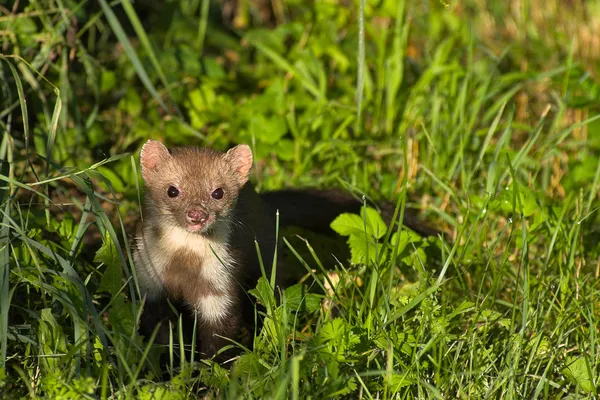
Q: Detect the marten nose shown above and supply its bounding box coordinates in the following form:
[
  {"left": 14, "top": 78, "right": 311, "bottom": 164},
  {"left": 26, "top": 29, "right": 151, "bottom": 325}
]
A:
[{"left": 187, "top": 209, "right": 208, "bottom": 224}]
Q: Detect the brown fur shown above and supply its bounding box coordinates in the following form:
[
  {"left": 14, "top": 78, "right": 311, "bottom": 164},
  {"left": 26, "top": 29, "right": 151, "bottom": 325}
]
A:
[
  {"left": 134, "top": 140, "right": 279, "bottom": 361},
  {"left": 163, "top": 248, "right": 226, "bottom": 302},
  {"left": 134, "top": 140, "right": 437, "bottom": 362}
]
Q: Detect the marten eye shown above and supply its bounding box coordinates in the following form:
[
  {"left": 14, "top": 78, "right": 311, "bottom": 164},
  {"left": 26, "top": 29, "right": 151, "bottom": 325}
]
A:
[
  {"left": 211, "top": 188, "right": 224, "bottom": 200},
  {"left": 167, "top": 186, "right": 180, "bottom": 198}
]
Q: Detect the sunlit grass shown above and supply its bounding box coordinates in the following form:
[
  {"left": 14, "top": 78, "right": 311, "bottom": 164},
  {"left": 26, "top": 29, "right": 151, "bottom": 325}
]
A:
[{"left": 1, "top": 0, "right": 599, "bottom": 398}]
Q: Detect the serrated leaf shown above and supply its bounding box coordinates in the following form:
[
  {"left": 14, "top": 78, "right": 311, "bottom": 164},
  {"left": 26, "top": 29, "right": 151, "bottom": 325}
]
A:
[
  {"left": 389, "top": 373, "right": 415, "bottom": 390},
  {"left": 248, "top": 277, "right": 276, "bottom": 310},
  {"left": 332, "top": 207, "right": 388, "bottom": 239},
  {"left": 348, "top": 235, "right": 368, "bottom": 265},
  {"left": 373, "top": 331, "right": 416, "bottom": 356},
  {"left": 316, "top": 318, "right": 361, "bottom": 355},
  {"left": 348, "top": 235, "right": 384, "bottom": 265},
  {"left": 536, "top": 336, "right": 550, "bottom": 357},
  {"left": 400, "top": 247, "right": 427, "bottom": 269},
  {"left": 447, "top": 300, "right": 475, "bottom": 319},
  {"left": 331, "top": 213, "right": 365, "bottom": 237},
  {"left": 331, "top": 376, "right": 358, "bottom": 396},
  {"left": 390, "top": 231, "right": 409, "bottom": 254},
  {"left": 56, "top": 214, "right": 76, "bottom": 241},
  {"left": 497, "top": 318, "right": 511, "bottom": 330},
  {"left": 284, "top": 283, "right": 321, "bottom": 313},
  {"left": 562, "top": 356, "right": 594, "bottom": 394},
  {"left": 361, "top": 207, "right": 387, "bottom": 239}
]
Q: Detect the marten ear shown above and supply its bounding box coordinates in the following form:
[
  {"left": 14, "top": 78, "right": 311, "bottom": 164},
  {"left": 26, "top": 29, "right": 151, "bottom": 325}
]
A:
[
  {"left": 140, "top": 140, "right": 170, "bottom": 179},
  {"left": 225, "top": 144, "right": 253, "bottom": 186}
]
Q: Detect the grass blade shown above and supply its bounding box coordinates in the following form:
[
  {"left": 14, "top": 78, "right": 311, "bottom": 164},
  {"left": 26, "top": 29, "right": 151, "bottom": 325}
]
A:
[
  {"left": 119, "top": 0, "right": 181, "bottom": 117},
  {"left": 0, "top": 202, "right": 10, "bottom": 368},
  {"left": 356, "top": 0, "right": 365, "bottom": 132},
  {"left": 98, "top": 0, "right": 170, "bottom": 113}
]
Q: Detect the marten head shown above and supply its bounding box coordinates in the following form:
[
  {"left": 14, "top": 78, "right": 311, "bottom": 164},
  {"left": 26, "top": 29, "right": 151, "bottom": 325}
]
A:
[{"left": 139, "top": 140, "right": 253, "bottom": 235}]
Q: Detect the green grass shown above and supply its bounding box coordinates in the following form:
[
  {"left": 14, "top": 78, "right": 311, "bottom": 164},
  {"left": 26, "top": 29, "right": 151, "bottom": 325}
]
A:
[{"left": 1, "top": 0, "right": 600, "bottom": 398}]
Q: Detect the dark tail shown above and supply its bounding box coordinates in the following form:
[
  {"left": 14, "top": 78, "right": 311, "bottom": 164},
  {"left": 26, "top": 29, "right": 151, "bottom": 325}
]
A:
[{"left": 260, "top": 188, "right": 439, "bottom": 238}]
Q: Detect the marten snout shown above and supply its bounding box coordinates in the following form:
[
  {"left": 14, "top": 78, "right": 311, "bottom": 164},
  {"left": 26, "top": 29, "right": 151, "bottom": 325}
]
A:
[{"left": 187, "top": 208, "right": 208, "bottom": 224}]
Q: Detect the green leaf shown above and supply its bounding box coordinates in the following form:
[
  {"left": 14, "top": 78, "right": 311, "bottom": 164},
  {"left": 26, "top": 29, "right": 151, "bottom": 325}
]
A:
[
  {"left": 137, "top": 384, "right": 187, "bottom": 400},
  {"left": 400, "top": 247, "right": 427, "bottom": 269},
  {"left": 348, "top": 235, "right": 383, "bottom": 265},
  {"left": 361, "top": 207, "right": 387, "bottom": 239},
  {"left": 276, "top": 139, "right": 295, "bottom": 161},
  {"left": 12, "top": 17, "right": 38, "bottom": 47},
  {"left": 118, "top": 87, "right": 143, "bottom": 117},
  {"left": 97, "top": 166, "right": 125, "bottom": 193},
  {"left": 389, "top": 373, "right": 415, "bottom": 390},
  {"left": 38, "top": 309, "right": 68, "bottom": 371},
  {"left": 390, "top": 231, "right": 407, "bottom": 253},
  {"left": 96, "top": 233, "right": 122, "bottom": 296},
  {"left": 202, "top": 57, "right": 226, "bottom": 79},
  {"left": 498, "top": 182, "right": 539, "bottom": 218},
  {"left": 178, "top": 45, "right": 203, "bottom": 77},
  {"left": 315, "top": 318, "right": 361, "bottom": 362},
  {"left": 331, "top": 207, "right": 387, "bottom": 239},
  {"left": 55, "top": 214, "right": 76, "bottom": 242},
  {"left": 390, "top": 230, "right": 421, "bottom": 254},
  {"left": 331, "top": 213, "right": 365, "bottom": 237},
  {"left": 100, "top": 70, "right": 117, "bottom": 94},
  {"left": 284, "top": 283, "right": 321, "bottom": 313},
  {"left": 253, "top": 114, "right": 287, "bottom": 144},
  {"left": 188, "top": 86, "right": 217, "bottom": 111},
  {"left": 562, "top": 356, "right": 594, "bottom": 394},
  {"left": 248, "top": 277, "right": 276, "bottom": 310},
  {"left": 187, "top": 86, "right": 218, "bottom": 128},
  {"left": 108, "top": 297, "right": 135, "bottom": 337},
  {"left": 87, "top": 123, "right": 109, "bottom": 147}
]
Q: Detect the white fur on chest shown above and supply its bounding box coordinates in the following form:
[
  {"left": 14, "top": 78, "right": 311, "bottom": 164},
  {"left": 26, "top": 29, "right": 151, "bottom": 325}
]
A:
[
  {"left": 133, "top": 221, "right": 235, "bottom": 302},
  {"left": 197, "top": 294, "right": 233, "bottom": 323},
  {"left": 164, "top": 224, "right": 235, "bottom": 293}
]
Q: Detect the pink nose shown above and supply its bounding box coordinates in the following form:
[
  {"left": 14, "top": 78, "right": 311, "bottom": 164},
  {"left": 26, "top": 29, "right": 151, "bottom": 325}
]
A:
[{"left": 187, "top": 209, "right": 208, "bottom": 224}]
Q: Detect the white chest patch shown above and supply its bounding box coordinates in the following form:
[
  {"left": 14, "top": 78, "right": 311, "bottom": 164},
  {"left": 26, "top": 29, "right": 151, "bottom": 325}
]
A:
[
  {"left": 197, "top": 294, "right": 233, "bottom": 323},
  {"left": 133, "top": 221, "right": 235, "bottom": 299},
  {"left": 162, "top": 224, "right": 235, "bottom": 292}
]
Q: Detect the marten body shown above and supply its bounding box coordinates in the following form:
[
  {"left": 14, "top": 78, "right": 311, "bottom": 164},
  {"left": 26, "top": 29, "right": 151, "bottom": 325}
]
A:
[
  {"left": 133, "top": 141, "right": 278, "bottom": 359},
  {"left": 133, "top": 140, "right": 438, "bottom": 360}
]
